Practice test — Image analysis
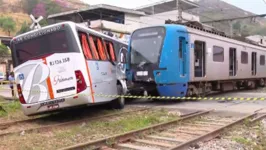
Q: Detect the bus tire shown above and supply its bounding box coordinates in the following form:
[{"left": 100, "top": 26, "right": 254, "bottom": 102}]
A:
[{"left": 111, "top": 84, "right": 125, "bottom": 109}]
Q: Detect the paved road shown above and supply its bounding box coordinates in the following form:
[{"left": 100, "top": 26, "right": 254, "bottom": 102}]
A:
[
  {"left": 1, "top": 84, "right": 266, "bottom": 114},
  {"left": 127, "top": 91, "right": 266, "bottom": 114},
  {"left": 0, "top": 84, "right": 16, "bottom": 98}
]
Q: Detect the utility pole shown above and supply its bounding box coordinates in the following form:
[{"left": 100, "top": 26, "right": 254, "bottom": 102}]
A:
[
  {"left": 177, "top": 0, "right": 182, "bottom": 22},
  {"left": 229, "top": 21, "right": 233, "bottom": 37}
]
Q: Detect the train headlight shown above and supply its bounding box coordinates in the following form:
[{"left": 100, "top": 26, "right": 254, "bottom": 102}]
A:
[{"left": 136, "top": 71, "right": 148, "bottom": 76}]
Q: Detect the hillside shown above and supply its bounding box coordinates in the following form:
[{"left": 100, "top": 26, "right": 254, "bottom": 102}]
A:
[
  {"left": 187, "top": 0, "right": 266, "bottom": 36},
  {"left": 0, "top": 0, "right": 87, "bottom": 36},
  {"left": 1, "top": 0, "right": 265, "bottom": 37}
]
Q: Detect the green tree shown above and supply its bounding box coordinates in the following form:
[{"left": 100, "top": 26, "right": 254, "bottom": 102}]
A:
[
  {"left": 1, "top": 17, "right": 16, "bottom": 36},
  {"left": 233, "top": 21, "right": 241, "bottom": 33},
  {"left": 241, "top": 25, "right": 250, "bottom": 37},
  {"left": 253, "top": 27, "right": 266, "bottom": 36},
  {"left": 39, "top": 19, "right": 48, "bottom": 26},
  {"left": 23, "top": 0, "right": 40, "bottom": 14},
  {"left": 0, "top": 43, "right": 10, "bottom": 57},
  {"left": 16, "top": 21, "right": 30, "bottom": 35},
  {"left": 0, "top": 17, "right": 5, "bottom": 26},
  {"left": 45, "top": 0, "right": 62, "bottom": 15}
]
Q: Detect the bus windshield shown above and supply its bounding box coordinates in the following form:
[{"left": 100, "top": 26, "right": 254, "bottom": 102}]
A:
[
  {"left": 12, "top": 29, "right": 78, "bottom": 66},
  {"left": 130, "top": 27, "right": 165, "bottom": 65}
]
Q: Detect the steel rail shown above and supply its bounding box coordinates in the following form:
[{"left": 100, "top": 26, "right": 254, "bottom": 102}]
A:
[
  {"left": 58, "top": 109, "right": 213, "bottom": 150},
  {"left": 0, "top": 114, "right": 57, "bottom": 129},
  {"left": 168, "top": 113, "right": 257, "bottom": 150}
]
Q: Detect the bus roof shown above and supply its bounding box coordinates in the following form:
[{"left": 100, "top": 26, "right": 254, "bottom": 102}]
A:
[
  {"left": 11, "top": 21, "right": 128, "bottom": 46},
  {"left": 75, "top": 23, "right": 128, "bottom": 45}
]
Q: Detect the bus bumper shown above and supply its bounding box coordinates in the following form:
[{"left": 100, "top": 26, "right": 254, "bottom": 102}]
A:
[{"left": 21, "top": 88, "right": 92, "bottom": 116}]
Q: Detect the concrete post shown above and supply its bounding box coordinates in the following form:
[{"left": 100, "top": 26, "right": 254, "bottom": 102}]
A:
[
  {"left": 229, "top": 21, "right": 233, "bottom": 37},
  {"left": 177, "top": 0, "right": 182, "bottom": 21}
]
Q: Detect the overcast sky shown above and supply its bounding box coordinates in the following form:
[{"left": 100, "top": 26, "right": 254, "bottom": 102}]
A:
[{"left": 82, "top": 0, "right": 266, "bottom": 14}]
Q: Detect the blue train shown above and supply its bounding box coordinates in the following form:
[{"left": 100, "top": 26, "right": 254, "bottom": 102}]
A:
[{"left": 126, "top": 21, "right": 266, "bottom": 98}]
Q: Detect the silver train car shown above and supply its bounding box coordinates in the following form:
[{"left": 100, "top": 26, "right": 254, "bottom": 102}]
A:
[{"left": 126, "top": 21, "right": 266, "bottom": 98}]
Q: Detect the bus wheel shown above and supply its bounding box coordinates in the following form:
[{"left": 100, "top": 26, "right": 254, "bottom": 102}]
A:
[{"left": 111, "top": 84, "right": 125, "bottom": 109}]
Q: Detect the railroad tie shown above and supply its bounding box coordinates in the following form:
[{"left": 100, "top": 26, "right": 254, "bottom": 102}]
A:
[
  {"left": 146, "top": 135, "right": 186, "bottom": 143},
  {"left": 133, "top": 139, "right": 175, "bottom": 148},
  {"left": 116, "top": 143, "right": 161, "bottom": 150}
]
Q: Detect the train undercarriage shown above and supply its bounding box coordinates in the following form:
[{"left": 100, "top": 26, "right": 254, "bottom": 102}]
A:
[
  {"left": 187, "top": 78, "right": 266, "bottom": 97},
  {"left": 126, "top": 78, "right": 266, "bottom": 100}
]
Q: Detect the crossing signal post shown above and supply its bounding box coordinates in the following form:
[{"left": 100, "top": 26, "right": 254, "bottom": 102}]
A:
[{"left": 29, "top": 14, "right": 43, "bottom": 30}]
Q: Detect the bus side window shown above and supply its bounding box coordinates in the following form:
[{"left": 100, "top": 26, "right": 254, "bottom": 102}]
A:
[
  {"left": 96, "top": 38, "right": 107, "bottom": 61},
  {"left": 79, "top": 33, "right": 93, "bottom": 59},
  {"left": 103, "top": 41, "right": 111, "bottom": 60},
  {"left": 88, "top": 36, "right": 100, "bottom": 60},
  {"left": 103, "top": 40, "right": 116, "bottom": 62},
  {"left": 109, "top": 42, "right": 116, "bottom": 62}
]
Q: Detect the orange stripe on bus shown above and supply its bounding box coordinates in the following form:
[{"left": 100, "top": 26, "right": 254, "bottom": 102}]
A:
[
  {"left": 84, "top": 60, "right": 95, "bottom": 103},
  {"left": 42, "top": 58, "right": 55, "bottom": 99}
]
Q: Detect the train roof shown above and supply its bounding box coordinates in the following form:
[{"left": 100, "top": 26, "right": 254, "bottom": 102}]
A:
[
  {"left": 164, "top": 20, "right": 266, "bottom": 50},
  {"left": 133, "top": 21, "right": 266, "bottom": 51},
  {"left": 11, "top": 21, "right": 128, "bottom": 46}
]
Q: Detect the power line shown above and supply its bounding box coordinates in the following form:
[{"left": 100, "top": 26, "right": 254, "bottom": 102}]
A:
[{"left": 144, "top": 0, "right": 231, "bottom": 27}]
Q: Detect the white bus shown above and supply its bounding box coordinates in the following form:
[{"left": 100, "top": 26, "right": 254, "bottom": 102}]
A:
[{"left": 10, "top": 21, "right": 128, "bottom": 116}]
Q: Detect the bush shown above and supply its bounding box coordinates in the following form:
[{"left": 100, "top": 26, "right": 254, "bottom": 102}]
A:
[{"left": 0, "top": 17, "right": 16, "bottom": 36}]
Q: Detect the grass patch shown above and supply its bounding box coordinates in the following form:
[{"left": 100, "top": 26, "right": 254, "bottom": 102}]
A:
[
  {"left": 232, "top": 136, "right": 252, "bottom": 145},
  {"left": 0, "top": 108, "right": 180, "bottom": 150},
  {"left": 89, "top": 109, "right": 174, "bottom": 133},
  {"left": 53, "top": 108, "right": 179, "bottom": 145},
  {"left": 0, "top": 100, "right": 21, "bottom": 117},
  {"left": 228, "top": 121, "right": 266, "bottom": 150}
]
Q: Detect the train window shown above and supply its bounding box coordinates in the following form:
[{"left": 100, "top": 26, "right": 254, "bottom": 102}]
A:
[
  {"left": 229, "top": 48, "right": 237, "bottom": 76},
  {"left": 179, "top": 38, "right": 183, "bottom": 59},
  {"left": 194, "top": 41, "right": 206, "bottom": 77},
  {"left": 241, "top": 51, "right": 248, "bottom": 64},
  {"left": 213, "top": 46, "right": 224, "bottom": 62},
  {"left": 260, "top": 55, "right": 265, "bottom": 65}
]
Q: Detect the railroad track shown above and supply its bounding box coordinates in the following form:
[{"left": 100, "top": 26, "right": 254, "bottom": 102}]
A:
[
  {"left": 59, "top": 110, "right": 266, "bottom": 150},
  {"left": 0, "top": 107, "right": 152, "bottom": 137}
]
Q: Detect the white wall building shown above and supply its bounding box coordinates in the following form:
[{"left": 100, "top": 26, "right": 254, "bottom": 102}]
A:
[
  {"left": 136, "top": 0, "right": 199, "bottom": 27},
  {"left": 246, "top": 35, "right": 266, "bottom": 47}
]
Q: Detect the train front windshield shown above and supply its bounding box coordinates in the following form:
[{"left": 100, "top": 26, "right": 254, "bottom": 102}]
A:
[{"left": 130, "top": 27, "right": 165, "bottom": 65}]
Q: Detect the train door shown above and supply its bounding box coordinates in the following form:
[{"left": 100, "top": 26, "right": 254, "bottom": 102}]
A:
[
  {"left": 229, "top": 48, "right": 237, "bottom": 76},
  {"left": 252, "top": 52, "right": 257, "bottom": 76},
  {"left": 179, "top": 37, "right": 186, "bottom": 76},
  {"left": 194, "top": 41, "right": 206, "bottom": 77}
]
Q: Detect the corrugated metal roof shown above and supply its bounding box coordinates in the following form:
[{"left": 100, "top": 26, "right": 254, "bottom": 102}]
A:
[
  {"left": 48, "top": 4, "right": 146, "bottom": 19},
  {"left": 0, "top": 35, "right": 12, "bottom": 40},
  {"left": 135, "top": 0, "right": 199, "bottom": 14}
]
